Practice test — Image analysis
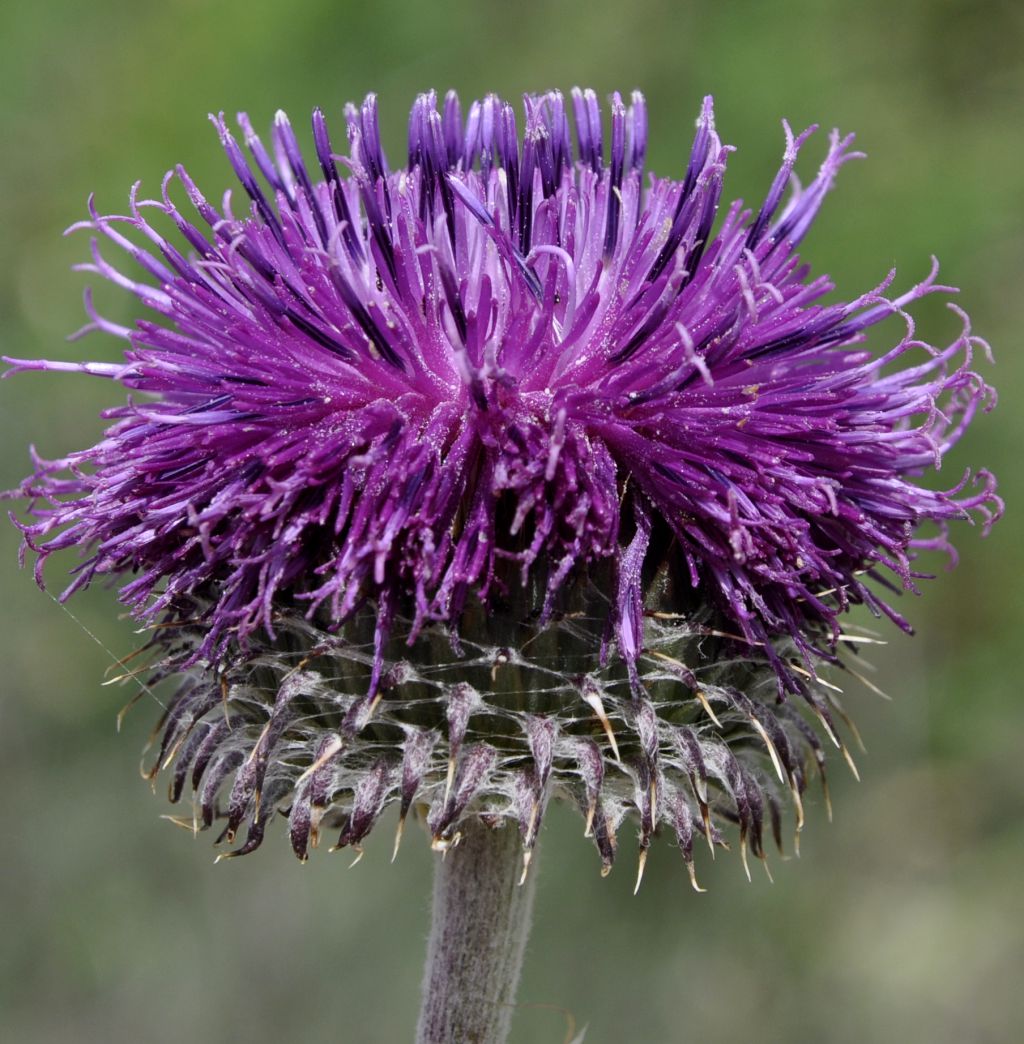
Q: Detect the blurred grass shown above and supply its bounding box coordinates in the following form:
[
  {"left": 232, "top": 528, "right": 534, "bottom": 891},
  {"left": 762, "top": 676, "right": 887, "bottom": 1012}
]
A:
[{"left": 1, "top": 1, "right": 1021, "bottom": 1041}]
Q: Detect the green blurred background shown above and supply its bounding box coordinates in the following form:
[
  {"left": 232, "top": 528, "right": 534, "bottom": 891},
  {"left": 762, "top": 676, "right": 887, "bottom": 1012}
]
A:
[{"left": 1, "top": 1, "right": 1020, "bottom": 1041}]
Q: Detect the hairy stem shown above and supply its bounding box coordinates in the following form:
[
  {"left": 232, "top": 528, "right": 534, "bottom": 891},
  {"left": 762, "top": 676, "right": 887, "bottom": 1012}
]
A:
[{"left": 415, "top": 818, "right": 538, "bottom": 1044}]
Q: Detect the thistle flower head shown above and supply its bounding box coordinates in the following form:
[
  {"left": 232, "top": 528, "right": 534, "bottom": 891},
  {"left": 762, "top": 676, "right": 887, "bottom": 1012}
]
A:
[{"left": 6, "top": 90, "right": 999, "bottom": 885}]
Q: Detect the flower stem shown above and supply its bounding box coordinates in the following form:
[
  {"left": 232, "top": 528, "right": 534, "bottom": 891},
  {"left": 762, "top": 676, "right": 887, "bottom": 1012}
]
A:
[{"left": 415, "top": 818, "right": 538, "bottom": 1044}]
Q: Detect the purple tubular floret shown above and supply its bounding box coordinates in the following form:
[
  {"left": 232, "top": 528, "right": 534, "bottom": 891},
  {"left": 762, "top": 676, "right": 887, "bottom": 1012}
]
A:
[{"left": 5, "top": 90, "right": 1000, "bottom": 697}]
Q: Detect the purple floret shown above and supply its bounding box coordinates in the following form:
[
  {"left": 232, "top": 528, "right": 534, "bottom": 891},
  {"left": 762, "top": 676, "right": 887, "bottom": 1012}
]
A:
[{"left": 5, "top": 90, "right": 1000, "bottom": 693}]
